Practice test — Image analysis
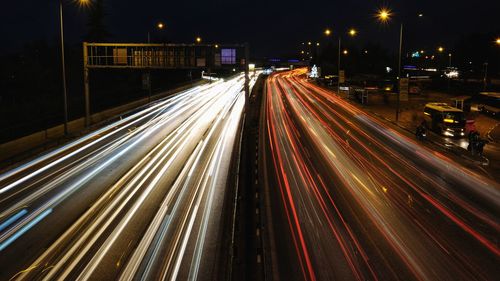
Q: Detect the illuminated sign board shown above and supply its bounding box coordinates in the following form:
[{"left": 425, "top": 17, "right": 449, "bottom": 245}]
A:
[{"left": 221, "top": 49, "right": 236, "bottom": 64}]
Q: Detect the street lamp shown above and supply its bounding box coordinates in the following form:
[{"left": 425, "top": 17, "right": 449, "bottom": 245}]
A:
[
  {"left": 325, "top": 28, "right": 357, "bottom": 94},
  {"left": 196, "top": 37, "right": 202, "bottom": 43},
  {"left": 375, "top": 7, "right": 406, "bottom": 122},
  {"left": 59, "top": 0, "right": 90, "bottom": 135},
  {"left": 438, "top": 46, "right": 444, "bottom": 53},
  {"left": 376, "top": 8, "right": 392, "bottom": 23},
  {"left": 148, "top": 22, "right": 165, "bottom": 43},
  {"left": 496, "top": 38, "right": 500, "bottom": 46}
]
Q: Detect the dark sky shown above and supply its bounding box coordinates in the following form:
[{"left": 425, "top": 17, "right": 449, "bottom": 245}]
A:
[{"left": 1, "top": 0, "right": 499, "bottom": 57}]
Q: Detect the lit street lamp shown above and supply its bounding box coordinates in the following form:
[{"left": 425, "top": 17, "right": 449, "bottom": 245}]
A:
[
  {"left": 146, "top": 22, "right": 166, "bottom": 103},
  {"left": 496, "top": 38, "right": 500, "bottom": 46},
  {"left": 376, "top": 8, "right": 391, "bottom": 23},
  {"left": 375, "top": 7, "right": 415, "bottom": 122},
  {"left": 324, "top": 28, "right": 357, "bottom": 94},
  {"left": 59, "top": 0, "right": 90, "bottom": 135},
  {"left": 148, "top": 21, "right": 165, "bottom": 43},
  {"left": 196, "top": 37, "right": 202, "bottom": 43}
]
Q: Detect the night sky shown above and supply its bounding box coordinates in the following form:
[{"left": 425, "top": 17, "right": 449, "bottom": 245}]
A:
[{"left": 1, "top": 0, "right": 499, "bottom": 57}]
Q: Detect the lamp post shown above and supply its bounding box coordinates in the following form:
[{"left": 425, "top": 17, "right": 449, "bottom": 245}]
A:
[
  {"left": 59, "top": 0, "right": 90, "bottom": 135},
  {"left": 148, "top": 22, "right": 165, "bottom": 43},
  {"left": 376, "top": 8, "right": 404, "bottom": 122},
  {"left": 59, "top": 0, "right": 69, "bottom": 135},
  {"left": 145, "top": 22, "right": 165, "bottom": 103},
  {"left": 324, "top": 28, "right": 356, "bottom": 95}
]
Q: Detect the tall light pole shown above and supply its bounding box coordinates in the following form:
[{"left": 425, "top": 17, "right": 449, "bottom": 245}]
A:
[
  {"left": 376, "top": 8, "right": 404, "bottom": 122},
  {"left": 148, "top": 22, "right": 165, "bottom": 43},
  {"left": 59, "top": 0, "right": 90, "bottom": 134},
  {"left": 59, "top": 0, "right": 68, "bottom": 135},
  {"left": 145, "top": 22, "right": 165, "bottom": 103},
  {"left": 324, "top": 28, "right": 356, "bottom": 94},
  {"left": 338, "top": 37, "right": 341, "bottom": 94}
]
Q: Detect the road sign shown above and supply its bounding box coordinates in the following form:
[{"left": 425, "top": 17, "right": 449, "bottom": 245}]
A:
[
  {"left": 83, "top": 42, "right": 249, "bottom": 127},
  {"left": 339, "top": 70, "right": 345, "bottom": 83},
  {"left": 399, "top": 78, "right": 409, "bottom": 101}
]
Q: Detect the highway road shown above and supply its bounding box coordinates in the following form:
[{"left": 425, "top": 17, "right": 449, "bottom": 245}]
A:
[
  {"left": 261, "top": 69, "right": 500, "bottom": 280},
  {"left": 0, "top": 74, "right": 257, "bottom": 280}
]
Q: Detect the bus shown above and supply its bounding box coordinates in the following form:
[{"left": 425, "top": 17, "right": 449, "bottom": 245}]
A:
[
  {"left": 477, "top": 92, "right": 500, "bottom": 117},
  {"left": 423, "top": 103, "right": 466, "bottom": 137}
]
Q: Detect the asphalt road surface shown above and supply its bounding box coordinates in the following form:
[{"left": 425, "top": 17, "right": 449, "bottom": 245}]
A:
[
  {"left": 261, "top": 69, "right": 499, "bottom": 281},
  {"left": 0, "top": 74, "right": 258, "bottom": 281}
]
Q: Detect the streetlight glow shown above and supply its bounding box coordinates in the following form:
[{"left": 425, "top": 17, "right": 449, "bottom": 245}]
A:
[
  {"left": 438, "top": 46, "right": 444, "bottom": 52},
  {"left": 196, "top": 37, "right": 202, "bottom": 43},
  {"left": 343, "top": 49, "right": 348, "bottom": 55},
  {"left": 157, "top": 22, "right": 165, "bottom": 29},
  {"left": 324, "top": 28, "right": 332, "bottom": 36},
  {"left": 376, "top": 8, "right": 392, "bottom": 23},
  {"left": 348, "top": 28, "right": 357, "bottom": 36},
  {"left": 496, "top": 38, "right": 500, "bottom": 45},
  {"left": 76, "top": 0, "right": 91, "bottom": 7}
]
